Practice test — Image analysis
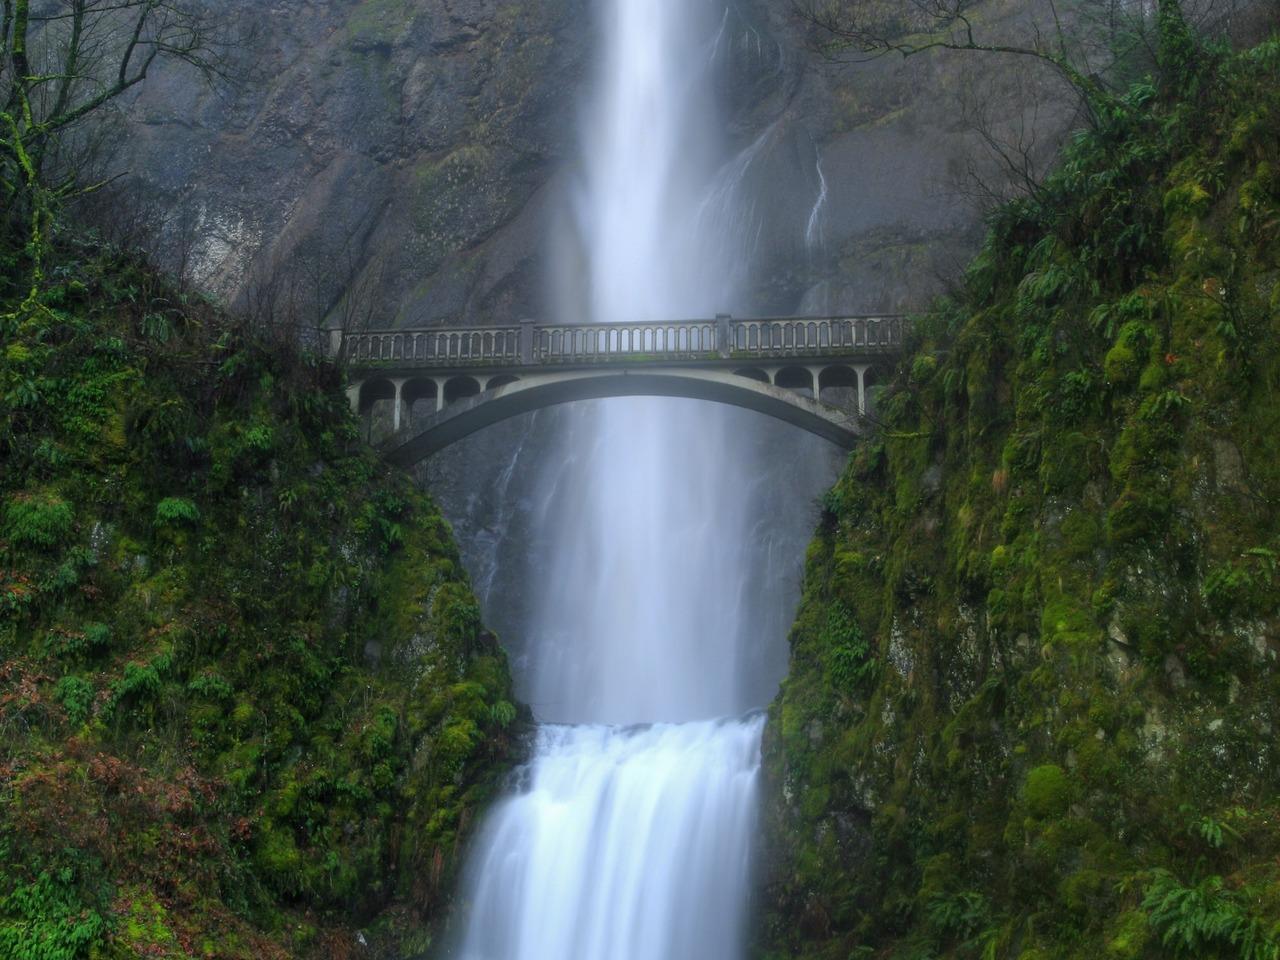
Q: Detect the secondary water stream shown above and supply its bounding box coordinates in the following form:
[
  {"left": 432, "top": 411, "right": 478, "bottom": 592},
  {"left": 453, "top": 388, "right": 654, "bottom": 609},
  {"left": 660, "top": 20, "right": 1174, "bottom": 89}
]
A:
[{"left": 451, "top": 1, "right": 836, "bottom": 957}]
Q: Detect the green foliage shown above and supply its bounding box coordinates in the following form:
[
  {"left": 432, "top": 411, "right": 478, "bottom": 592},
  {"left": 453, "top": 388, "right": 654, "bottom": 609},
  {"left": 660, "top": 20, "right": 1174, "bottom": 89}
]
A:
[
  {"left": 925, "top": 889, "right": 991, "bottom": 942},
  {"left": 761, "top": 32, "right": 1280, "bottom": 960},
  {"left": 187, "top": 670, "right": 234, "bottom": 701},
  {"left": 53, "top": 676, "right": 94, "bottom": 726},
  {"left": 489, "top": 700, "right": 517, "bottom": 728},
  {"left": 1143, "top": 870, "right": 1279, "bottom": 960},
  {"left": 3, "top": 493, "right": 73, "bottom": 550},
  {"left": 0, "top": 866, "right": 107, "bottom": 960},
  {"left": 153, "top": 497, "right": 200, "bottom": 527},
  {"left": 1023, "top": 764, "right": 1072, "bottom": 819},
  {"left": 1183, "top": 805, "right": 1246, "bottom": 850},
  {"left": 106, "top": 659, "right": 164, "bottom": 715},
  {"left": 1104, "top": 343, "right": 1140, "bottom": 385},
  {"left": 1201, "top": 547, "right": 1278, "bottom": 617},
  {"left": 0, "top": 241, "right": 520, "bottom": 955},
  {"left": 821, "top": 605, "right": 877, "bottom": 690}
]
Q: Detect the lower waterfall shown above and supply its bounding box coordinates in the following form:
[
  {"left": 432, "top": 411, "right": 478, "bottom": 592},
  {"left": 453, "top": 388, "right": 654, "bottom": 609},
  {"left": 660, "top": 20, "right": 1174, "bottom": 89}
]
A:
[{"left": 456, "top": 717, "right": 764, "bottom": 960}]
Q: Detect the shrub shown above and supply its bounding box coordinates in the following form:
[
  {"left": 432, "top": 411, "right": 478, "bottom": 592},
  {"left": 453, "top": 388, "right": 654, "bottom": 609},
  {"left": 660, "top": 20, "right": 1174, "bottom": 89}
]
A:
[
  {"left": 822, "top": 605, "right": 877, "bottom": 690},
  {"left": 1143, "top": 870, "right": 1279, "bottom": 960},
  {"left": 489, "top": 700, "right": 517, "bottom": 728},
  {"left": 187, "top": 670, "right": 234, "bottom": 701},
  {"left": 153, "top": 497, "right": 200, "bottom": 527},
  {"left": 3, "top": 492, "right": 73, "bottom": 550},
  {"left": 0, "top": 867, "right": 107, "bottom": 960},
  {"left": 106, "top": 660, "right": 164, "bottom": 715},
  {"left": 54, "top": 676, "right": 94, "bottom": 725}
]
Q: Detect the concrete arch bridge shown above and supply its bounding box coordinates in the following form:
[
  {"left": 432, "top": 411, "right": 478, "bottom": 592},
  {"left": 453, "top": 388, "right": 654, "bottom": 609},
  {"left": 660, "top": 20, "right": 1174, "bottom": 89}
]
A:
[{"left": 339, "top": 315, "right": 907, "bottom": 465}]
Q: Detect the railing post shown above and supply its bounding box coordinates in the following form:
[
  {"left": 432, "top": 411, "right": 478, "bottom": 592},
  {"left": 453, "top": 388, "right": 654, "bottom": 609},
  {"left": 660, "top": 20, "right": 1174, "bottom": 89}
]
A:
[
  {"left": 520, "top": 318, "right": 537, "bottom": 364},
  {"left": 716, "top": 314, "right": 732, "bottom": 358}
]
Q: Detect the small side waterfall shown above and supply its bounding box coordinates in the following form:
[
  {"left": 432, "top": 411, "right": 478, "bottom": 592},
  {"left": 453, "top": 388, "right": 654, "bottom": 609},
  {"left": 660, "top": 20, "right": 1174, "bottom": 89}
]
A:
[{"left": 451, "top": 2, "right": 826, "bottom": 956}]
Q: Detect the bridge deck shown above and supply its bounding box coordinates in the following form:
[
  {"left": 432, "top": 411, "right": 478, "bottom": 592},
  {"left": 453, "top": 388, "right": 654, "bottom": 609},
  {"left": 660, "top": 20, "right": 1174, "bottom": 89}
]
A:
[{"left": 339, "top": 314, "right": 906, "bottom": 373}]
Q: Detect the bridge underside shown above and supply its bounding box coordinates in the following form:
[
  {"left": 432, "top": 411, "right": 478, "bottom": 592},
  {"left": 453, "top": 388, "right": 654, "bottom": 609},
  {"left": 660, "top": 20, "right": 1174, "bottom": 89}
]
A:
[{"left": 374, "top": 368, "right": 866, "bottom": 465}]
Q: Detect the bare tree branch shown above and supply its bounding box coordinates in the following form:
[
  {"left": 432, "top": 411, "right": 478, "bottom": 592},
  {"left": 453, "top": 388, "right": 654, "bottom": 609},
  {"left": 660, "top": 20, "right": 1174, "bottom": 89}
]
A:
[{"left": 2, "top": 0, "right": 231, "bottom": 298}]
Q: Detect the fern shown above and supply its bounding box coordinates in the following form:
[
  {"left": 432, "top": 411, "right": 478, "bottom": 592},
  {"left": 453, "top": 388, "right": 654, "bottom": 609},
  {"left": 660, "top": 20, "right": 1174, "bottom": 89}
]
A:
[
  {"left": 926, "top": 890, "right": 990, "bottom": 940},
  {"left": 1144, "top": 870, "right": 1280, "bottom": 960},
  {"left": 153, "top": 496, "right": 200, "bottom": 527},
  {"left": 822, "top": 605, "right": 877, "bottom": 690},
  {"left": 489, "top": 700, "right": 518, "bottom": 728},
  {"left": 53, "top": 676, "right": 94, "bottom": 726},
  {"left": 0, "top": 867, "right": 107, "bottom": 960},
  {"left": 3, "top": 492, "right": 73, "bottom": 550}
]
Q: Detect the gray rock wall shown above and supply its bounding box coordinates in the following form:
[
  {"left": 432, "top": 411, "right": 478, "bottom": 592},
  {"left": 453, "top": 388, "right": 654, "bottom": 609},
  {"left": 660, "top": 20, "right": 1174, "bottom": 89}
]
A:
[
  {"left": 115, "top": 0, "right": 1076, "bottom": 326},
  {"left": 116, "top": 0, "right": 587, "bottom": 324}
]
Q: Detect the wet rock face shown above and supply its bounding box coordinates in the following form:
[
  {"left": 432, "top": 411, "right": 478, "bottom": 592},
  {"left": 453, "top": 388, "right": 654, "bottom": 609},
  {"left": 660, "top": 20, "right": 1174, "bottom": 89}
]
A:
[
  {"left": 116, "top": 0, "right": 588, "bottom": 324},
  {"left": 720, "top": 0, "right": 1079, "bottom": 315}
]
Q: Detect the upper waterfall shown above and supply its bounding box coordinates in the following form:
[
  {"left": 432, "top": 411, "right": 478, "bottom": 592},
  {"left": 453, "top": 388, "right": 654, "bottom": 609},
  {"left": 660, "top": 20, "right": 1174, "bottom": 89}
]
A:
[{"left": 524, "top": 0, "right": 781, "bottom": 726}]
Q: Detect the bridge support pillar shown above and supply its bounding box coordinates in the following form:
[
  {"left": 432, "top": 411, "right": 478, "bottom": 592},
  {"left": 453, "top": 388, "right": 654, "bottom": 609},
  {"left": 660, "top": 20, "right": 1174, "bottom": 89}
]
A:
[
  {"left": 346, "top": 382, "right": 361, "bottom": 414},
  {"left": 808, "top": 366, "right": 822, "bottom": 401},
  {"left": 855, "top": 365, "right": 868, "bottom": 416},
  {"left": 391, "top": 378, "right": 407, "bottom": 432},
  {"left": 520, "top": 318, "right": 537, "bottom": 364},
  {"left": 716, "top": 314, "right": 732, "bottom": 358},
  {"left": 435, "top": 378, "right": 446, "bottom": 413}
]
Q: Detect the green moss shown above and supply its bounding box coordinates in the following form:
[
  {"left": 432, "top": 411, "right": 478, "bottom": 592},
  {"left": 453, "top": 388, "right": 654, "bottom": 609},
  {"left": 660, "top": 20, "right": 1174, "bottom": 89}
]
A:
[
  {"left": 761, "top": 38, "right": 1280, "bottom": 960},
  {"left": 1163, "top": 180, "right": 1212, "bottom": 218},
  {"left": 1104, "top": 342, "right": 1140, "bottom": 385},
  {"left": 0, "top": 243, "right": 521, "bottom": 955},
  {"left": 1024, "top": 765, "right": 1072, "bottom": 819}
]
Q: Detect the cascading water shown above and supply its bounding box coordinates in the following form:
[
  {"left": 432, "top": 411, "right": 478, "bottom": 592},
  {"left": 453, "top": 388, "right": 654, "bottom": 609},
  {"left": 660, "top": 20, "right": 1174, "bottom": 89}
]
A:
[
  {"left": 452, "top": 1, "right": 831, "bottom": 956},
  {"left": 458, "top": 717, "right": 764, "bottom": 960}
]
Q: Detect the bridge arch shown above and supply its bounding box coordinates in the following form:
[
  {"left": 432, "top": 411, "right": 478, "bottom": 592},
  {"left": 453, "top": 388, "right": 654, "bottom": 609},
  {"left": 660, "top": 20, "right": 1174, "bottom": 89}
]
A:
[
  {"left": 819, "top": 364, "right": 858, "bottom": 391},
  {"left": 402, "top": 379, "right": 438, "bottom": 427},
  {"left": 775, "top": 366, "right": 817, "bottom": 398},
  {"left": 358, "top": 378, "right": 396, "bottom": 413},
  {"left": 863, "top": 363, "right": 888, "bottom": 415},
  {"left": 733, "top": 367, "right": 770, "bottom": 383},
  {"left": 444, "top": 376, "right": 482, "bottom": 404},
  {"left": 376, "top": 368, "right": 864, "bottom": 466}
]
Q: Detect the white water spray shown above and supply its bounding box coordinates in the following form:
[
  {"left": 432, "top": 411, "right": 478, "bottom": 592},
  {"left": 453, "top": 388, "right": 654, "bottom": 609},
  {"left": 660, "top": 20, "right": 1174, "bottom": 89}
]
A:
[{"left": 458, "top": 717, "right": 763, "bottom": 960}]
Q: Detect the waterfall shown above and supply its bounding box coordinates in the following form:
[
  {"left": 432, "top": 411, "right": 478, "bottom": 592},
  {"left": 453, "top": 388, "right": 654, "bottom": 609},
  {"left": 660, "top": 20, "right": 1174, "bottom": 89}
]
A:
[
  {"left": 457, "top": 717, "right": 764, "bottom": 960},
  {"left": 526, "top": 0, "right": 765, "bottom": 728},
  {"left": 452, "top": 1, "right": 813, "bottom": 956}
]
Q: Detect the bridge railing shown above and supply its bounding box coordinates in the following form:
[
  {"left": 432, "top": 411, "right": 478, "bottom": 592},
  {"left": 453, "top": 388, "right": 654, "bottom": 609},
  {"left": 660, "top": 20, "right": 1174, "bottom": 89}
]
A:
[
  {"left": 341, "top": 315, "right": 905, "bottom": 368},
  {"left": 346, "top": 326, "right": 526, "bottom": 365},
  {"left": 535, "top": 320, "right": 720, "bottom": 362}
]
